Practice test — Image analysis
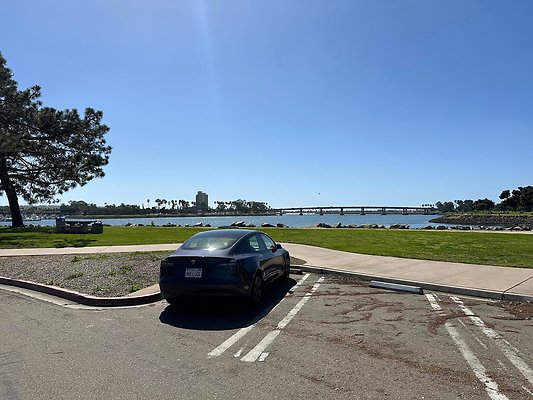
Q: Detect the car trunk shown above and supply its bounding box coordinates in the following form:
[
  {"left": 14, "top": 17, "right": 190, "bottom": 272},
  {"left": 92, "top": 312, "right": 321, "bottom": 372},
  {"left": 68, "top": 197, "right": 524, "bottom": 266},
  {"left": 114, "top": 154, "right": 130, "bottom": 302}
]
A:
[{"left": 161, "top": 256, "right": 238, "bottom": 280}]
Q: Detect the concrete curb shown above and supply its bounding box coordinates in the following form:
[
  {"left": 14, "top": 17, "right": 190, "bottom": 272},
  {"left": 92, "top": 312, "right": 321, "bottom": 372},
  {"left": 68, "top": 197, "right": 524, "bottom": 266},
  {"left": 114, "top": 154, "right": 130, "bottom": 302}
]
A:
[
  {"left": 299, "top": 265, "right": 533, "bottom": 303},
  {"left": 502, "top": 292, "right": 533, "bottom": 303},
  {"left": 2, "top": 266, "right": 532, "bottom": 306},
  {"left": 0, "top": 276, "right": 163, "bottom": 307}
]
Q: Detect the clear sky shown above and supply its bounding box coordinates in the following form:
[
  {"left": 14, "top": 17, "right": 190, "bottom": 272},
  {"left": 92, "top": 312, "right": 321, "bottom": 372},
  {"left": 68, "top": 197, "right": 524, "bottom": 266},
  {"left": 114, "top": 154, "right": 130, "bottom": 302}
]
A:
[{"left": 1, "top": 1, "right": 532, "bottom": 208}]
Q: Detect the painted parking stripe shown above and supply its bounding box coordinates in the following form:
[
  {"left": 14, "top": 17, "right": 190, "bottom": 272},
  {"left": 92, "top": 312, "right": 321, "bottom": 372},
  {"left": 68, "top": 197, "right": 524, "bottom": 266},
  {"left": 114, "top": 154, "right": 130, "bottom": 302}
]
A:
[
  {"left": 207, "top": 273, "right": 310, "bottom": 358},
  {"left": 450, "top": 296, "right": 533, "bottom": 387},
  {"left": 241, "top": 330, "right": 281, "bottom": 362},
  {"left": 208, "top": 325, "right": 255, "bottom": 358},
  {"left": 241, "top": 276, "right": 324, "bottom": 362},
  {"left": 457, "top": 318, "right": 488, "bottom": 350},
  {"left": 425, "top": 294, "right": 509, "bottom": 400}
]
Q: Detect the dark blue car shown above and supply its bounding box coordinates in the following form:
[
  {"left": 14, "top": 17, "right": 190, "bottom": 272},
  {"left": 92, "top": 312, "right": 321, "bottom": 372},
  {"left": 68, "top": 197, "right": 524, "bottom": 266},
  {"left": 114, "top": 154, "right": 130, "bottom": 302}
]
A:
[{"left": 159, "top": 229, "right": 290, "bottom": 305}]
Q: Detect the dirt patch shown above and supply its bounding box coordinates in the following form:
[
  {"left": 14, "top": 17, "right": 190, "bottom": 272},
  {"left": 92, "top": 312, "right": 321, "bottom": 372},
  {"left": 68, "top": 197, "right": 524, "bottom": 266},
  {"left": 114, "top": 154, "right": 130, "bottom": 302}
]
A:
[
  {"left": 427, "top": 310, "right": 465, "bottom": 335},
  {"left": 499, "top": 300, "right": 533, "bottom": 320},
  {"left": 323, "top": 275, "right": 368, "bottom": 286}
]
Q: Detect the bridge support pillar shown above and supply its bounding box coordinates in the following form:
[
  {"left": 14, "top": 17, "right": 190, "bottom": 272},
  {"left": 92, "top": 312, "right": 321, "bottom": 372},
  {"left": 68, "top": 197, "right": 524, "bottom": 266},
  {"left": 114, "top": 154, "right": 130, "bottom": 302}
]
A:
[
  {"left": 381, "top": 207, "right": 387, "bottom": 215},
  {"left": 299, "top": 208, "right": 303, "bottom": 216},
  {"left": 360, "top": 207, "right": 365, "bottom": 215},
  {"left": 319, "top": 208, "right": 323, "bottom": 216},
  {"left": 279, "top": 209, "right": 283, "bottom": 216},
  {"left": 402, "top": 208, "right": 408, "bottom": 215},
  {"left": 340, "top": 208, "right": 344, "bottom": 215}
]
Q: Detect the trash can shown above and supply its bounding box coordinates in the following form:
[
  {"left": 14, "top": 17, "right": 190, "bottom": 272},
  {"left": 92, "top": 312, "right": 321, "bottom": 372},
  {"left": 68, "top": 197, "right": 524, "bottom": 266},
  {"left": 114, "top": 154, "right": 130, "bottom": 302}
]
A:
[
  {"left": 91, "top": 222, "right": 104, "bottom": 234},
  {"left": 55, "top": 216, "right": 66, "bottom": 233}
]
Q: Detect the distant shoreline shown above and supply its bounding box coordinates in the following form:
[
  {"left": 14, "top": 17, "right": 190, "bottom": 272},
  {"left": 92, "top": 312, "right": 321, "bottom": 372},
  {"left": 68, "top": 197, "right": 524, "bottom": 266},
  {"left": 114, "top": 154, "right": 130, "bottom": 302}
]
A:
[
  {"left": 430, "top": 214, "right": 533, "bottom": 229},
  {"left": 58, "top": 212, "right": 279, "bottom": 219}
]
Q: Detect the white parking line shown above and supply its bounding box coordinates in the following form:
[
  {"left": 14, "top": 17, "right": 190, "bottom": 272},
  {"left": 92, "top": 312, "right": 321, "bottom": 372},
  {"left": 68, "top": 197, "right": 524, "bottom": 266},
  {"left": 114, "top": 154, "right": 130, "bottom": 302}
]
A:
[
  {"left": 242, "top": 330, "right": 281, "bottom": 362},
  {"left": 457, "top": 318, "right": 488, "bottom": 350},
  {"left": 425, "top": 294, "right": 509, "bottom": 400},
  {"left": 207, "top": 273, "right": 310, "bottom": 358},
  {"left": 450, "top": 296, "right": 533, "bottom": 387},
  {"left": 241, "top": 276, "right": 324, "bottom": 362},
  {"left": 233, "top": 347, "right": 244, "bottom": 358},
  {"left": 207, "top": 325, "right": 255, "bottom": 358}
]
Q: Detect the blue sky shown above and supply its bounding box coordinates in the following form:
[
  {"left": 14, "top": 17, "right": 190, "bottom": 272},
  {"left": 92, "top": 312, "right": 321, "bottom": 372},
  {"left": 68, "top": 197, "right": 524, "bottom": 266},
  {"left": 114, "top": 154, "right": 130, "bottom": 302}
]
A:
[{"left": 1, "top": 1, "right": 532, "bottom": 208}]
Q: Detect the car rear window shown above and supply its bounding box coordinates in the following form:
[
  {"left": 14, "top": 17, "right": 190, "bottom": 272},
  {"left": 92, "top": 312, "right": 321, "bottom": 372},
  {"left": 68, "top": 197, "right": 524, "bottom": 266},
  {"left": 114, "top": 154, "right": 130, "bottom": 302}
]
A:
[{"left": 181, "top": 236, "right": 238, "bottom": 251}]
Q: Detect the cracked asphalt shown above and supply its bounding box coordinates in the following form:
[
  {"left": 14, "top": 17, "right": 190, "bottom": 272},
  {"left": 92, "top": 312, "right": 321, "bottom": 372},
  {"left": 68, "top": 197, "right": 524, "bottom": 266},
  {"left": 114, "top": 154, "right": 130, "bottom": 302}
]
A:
[{"left": 1, "top": 273, "right": 532, "bottom": 399}]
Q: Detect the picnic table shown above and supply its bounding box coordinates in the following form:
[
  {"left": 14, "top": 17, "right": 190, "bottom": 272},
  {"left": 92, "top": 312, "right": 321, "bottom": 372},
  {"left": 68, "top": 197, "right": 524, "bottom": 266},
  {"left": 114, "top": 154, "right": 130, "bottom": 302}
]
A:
[{"left": 55, "top": 218, "right": 104, "bottom": 234}]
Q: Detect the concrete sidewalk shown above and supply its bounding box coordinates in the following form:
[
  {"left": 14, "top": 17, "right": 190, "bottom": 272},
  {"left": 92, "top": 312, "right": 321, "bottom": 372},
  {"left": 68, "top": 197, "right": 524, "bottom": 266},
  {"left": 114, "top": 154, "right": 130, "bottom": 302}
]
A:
[
  {"left": 282, "top": 243, "right": 533, "bottom": 302},
  {"left": 0, "top": 243, "right": 180, "bottom": 257},
  {"left": 1, "top": 243, "right": 532, "bottom": 304}
]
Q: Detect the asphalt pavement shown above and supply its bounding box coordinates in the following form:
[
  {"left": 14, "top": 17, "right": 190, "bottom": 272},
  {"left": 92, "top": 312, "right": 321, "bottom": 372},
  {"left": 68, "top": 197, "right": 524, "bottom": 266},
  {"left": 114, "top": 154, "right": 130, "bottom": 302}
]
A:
[
  {"left": 1, "top": 242, "right": 533, "bottom": 305},
  {"left": 2, "top": 271, "right": 532, "bottom": 399}
]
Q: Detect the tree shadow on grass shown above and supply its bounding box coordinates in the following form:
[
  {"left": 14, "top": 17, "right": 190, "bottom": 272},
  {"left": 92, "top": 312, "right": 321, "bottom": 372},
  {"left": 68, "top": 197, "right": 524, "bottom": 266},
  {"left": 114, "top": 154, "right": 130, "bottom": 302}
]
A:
[
  {"left": 0, "top": 226, "right": 54, "bottom": 235},
  {"left": 0, "top": 226, "right": 53, "bottom": 248},
  {"left": 51, "top": 236, "right": 98, "bottom": 248},
  {"left": 0, "top": 226, "right": 97, "bottom": 248},
  {"left": 159, "top": 278, "right": 297, "bottom": 331}
]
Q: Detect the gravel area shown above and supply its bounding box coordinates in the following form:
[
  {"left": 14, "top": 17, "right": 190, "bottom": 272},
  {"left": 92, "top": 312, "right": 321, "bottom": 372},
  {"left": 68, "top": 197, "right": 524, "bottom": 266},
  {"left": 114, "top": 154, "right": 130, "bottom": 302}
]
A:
[
  {"left": 0, "top": 252, "right": 169, "bottom": 297},
  {"left": 0, "top": 252, "right": 307, "bottom": 297}
]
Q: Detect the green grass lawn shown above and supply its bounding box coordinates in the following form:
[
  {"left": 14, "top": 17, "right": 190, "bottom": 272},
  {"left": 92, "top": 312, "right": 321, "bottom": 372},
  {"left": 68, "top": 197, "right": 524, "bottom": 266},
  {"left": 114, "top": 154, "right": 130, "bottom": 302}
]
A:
[
  {"left": 0, "top": 226, "right": 206, "bottom": 248},
  {"left": 1, "top": 226, "right": 533, "bottom": 268},
  {"left": 272, "top": 229, "right": 533, "bottom": 268}
]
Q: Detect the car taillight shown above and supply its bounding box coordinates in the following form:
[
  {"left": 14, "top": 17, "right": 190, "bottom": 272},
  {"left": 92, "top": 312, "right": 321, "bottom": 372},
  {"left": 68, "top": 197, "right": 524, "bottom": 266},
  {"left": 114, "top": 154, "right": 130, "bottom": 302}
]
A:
[
  {"left": 218, "top": 260, "right": 239, "bottom": 271},
  {"left": 160, "top": 259, "right": 174, "bottom": 274}
]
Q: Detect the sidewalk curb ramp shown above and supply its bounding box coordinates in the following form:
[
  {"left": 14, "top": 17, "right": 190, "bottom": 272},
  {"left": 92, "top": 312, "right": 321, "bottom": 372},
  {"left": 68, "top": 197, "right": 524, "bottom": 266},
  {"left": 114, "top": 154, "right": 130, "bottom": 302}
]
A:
[{"left": 0, "top": 276, "right": 162, "bottom": 307}]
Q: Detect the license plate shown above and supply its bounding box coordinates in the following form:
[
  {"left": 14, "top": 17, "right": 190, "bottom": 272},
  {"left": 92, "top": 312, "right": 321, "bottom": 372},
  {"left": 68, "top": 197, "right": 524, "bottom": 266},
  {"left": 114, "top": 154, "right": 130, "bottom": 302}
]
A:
[{"left": 185, "top": 268, "right": 202, "bottom": 278}]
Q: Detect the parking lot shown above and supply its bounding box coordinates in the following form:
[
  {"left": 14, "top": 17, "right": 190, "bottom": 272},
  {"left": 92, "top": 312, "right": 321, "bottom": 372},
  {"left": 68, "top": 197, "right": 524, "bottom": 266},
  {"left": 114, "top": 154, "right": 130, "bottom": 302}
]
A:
[{"left": 1, "top": 272, "right": 532, "bottom": 399}]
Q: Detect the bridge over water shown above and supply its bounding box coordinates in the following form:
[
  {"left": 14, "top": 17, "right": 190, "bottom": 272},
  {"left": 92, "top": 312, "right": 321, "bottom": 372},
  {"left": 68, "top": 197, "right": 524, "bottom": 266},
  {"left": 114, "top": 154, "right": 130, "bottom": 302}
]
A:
[{"left": 275, "top": 206, "right": 435, "bottom": 216}]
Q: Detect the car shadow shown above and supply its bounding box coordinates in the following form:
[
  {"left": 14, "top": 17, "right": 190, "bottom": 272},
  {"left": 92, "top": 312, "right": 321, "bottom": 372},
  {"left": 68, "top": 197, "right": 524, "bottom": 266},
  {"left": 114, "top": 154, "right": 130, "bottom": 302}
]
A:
[{"left": 159, "top": 277, "right": 298, "bottom": 331}]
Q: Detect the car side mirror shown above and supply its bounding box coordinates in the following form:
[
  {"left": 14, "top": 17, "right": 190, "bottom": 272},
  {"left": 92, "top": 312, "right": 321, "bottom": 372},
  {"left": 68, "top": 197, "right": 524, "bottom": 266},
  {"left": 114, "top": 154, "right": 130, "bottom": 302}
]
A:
[{"left": 276, "top": 243, "right": 282, "bottom": 250}]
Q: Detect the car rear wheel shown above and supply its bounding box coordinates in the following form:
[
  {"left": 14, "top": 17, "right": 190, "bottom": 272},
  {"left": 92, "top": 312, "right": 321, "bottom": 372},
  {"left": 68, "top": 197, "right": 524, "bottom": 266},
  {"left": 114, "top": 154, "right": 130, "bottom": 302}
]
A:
[{"left": 249, "top": 273, "right": 263, "bottom": 306}]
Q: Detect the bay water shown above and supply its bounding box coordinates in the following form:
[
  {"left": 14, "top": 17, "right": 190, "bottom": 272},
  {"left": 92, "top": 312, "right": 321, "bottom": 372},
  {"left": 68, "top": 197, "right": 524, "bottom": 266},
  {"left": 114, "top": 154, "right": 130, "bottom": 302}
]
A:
[{"left": 2, "top": 213, "right": 445, "bottom": 229}]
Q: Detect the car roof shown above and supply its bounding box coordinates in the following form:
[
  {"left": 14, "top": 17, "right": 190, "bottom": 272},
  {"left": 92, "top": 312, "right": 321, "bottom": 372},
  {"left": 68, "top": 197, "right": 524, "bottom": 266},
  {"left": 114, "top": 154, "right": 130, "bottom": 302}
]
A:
[
  {"left": 189, "top": 229, "right": 260, "bottom": 240},
  {"left": 170, "top": 229, "right": 264, "bottom": 256}
]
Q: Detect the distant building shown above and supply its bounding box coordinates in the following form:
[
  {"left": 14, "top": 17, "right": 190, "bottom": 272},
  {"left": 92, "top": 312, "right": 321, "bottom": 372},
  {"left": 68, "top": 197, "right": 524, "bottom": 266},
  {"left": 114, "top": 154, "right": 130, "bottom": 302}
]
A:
[{"left": 196, "top": 191, "right": 208, "bottom": 212}]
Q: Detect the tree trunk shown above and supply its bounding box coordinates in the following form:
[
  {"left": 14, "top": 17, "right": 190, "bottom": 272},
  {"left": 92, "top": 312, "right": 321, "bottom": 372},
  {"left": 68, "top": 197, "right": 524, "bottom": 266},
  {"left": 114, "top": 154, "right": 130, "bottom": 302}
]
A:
[{"left": 0, "top": 156, "right": 24, "bottom": 227}]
